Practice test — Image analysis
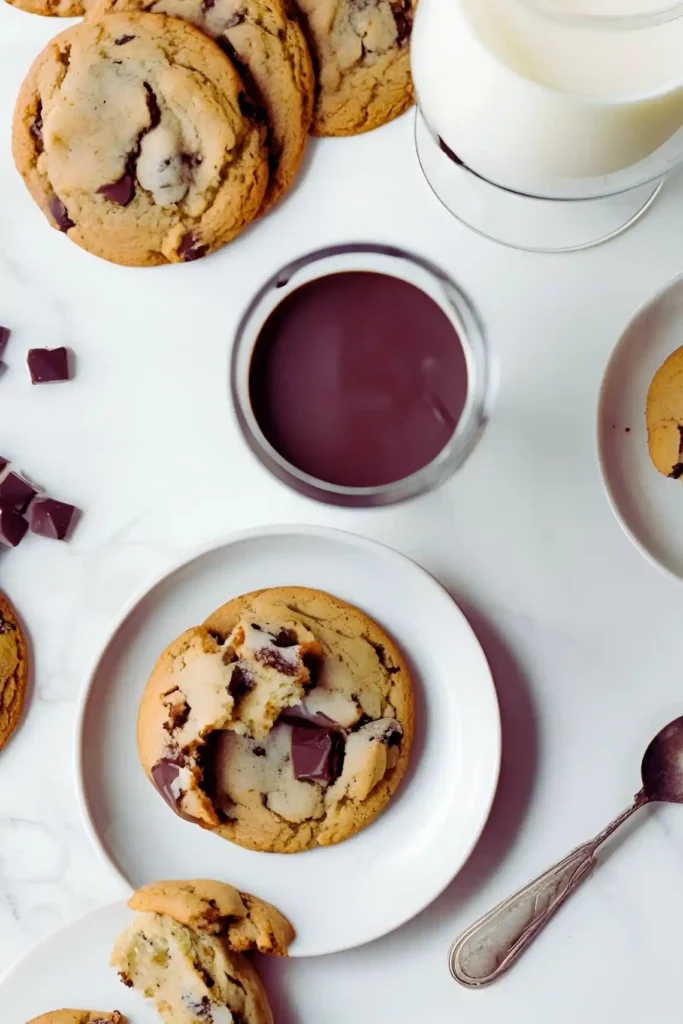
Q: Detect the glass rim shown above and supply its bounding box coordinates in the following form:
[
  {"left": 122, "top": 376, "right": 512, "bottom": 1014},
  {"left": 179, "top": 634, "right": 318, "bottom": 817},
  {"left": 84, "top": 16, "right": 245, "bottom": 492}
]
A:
[
  {"left": 515, "top": 0, "right": 683, "bottom": 29},
  {"left": 230, "top": 243, "right": 493, "bottom": 508}
]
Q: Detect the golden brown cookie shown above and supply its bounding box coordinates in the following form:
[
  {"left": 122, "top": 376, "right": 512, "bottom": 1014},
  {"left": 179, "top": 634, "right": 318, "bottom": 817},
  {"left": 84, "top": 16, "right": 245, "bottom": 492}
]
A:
[
  {"left": 27, "top": 1013, "right": 125, "bottom": 1024},
  {"left": 128, "top": 879, "right": 295, "bottom": 955},
  {"left": 294, "top": 0, "right": 415, "bottom": 135},
  {"left": 0, "top": 592, "right": 28, "bottom": 753},
  {"left": 646, "top": 346, "right": 683, "bottom": 478},
  {"left": 5, "top": 0, "right": 86, "bottom": 16},
  {"left": 88, "top": 0, "right": 314, "bottom": 214},
  {"left": 111, "top": 883, "right": 284, "bottom": 1024},
  {"left": 137, "top": 586, "right": 414, "bottom": 853},
  {"left": 12, "top": 14, "right": 269, "bottom": 267}
]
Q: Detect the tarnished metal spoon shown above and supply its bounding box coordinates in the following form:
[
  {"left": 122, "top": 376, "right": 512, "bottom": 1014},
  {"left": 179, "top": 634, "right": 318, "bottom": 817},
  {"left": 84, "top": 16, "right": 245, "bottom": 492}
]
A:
[{"left": 449, "top": 716, "right": 683, "bottom": 987}]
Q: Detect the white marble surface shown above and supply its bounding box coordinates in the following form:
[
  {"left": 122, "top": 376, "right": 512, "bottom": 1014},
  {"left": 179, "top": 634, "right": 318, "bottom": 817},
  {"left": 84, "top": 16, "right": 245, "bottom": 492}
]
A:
[{"left": 4, "top": 5, "right": 683, "bottom": 1021}]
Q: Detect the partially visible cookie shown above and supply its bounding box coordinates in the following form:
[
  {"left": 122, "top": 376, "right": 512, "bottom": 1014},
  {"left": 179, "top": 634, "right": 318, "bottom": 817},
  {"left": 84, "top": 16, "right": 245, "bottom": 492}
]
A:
[
  {"left": 89, "top": 0, "right": 314, "bottom": 213},
  {"left": 294, "top": 0, "right": 415, "bottom": 135},
  {"left": 5, "top": 0, "right": 85, "bottom": 17},
  {"left": 128, "top": 879, "right": 295, "bottom": 955},
  {"left": 12, "top": 14, "right": 269, "bottom": 267},
  {"left": 27, "top": 1013, "right": 124, "bottom": 1024},
  {"left": 138, "top": 586, "right": 413, "bottom": 853},
  {"left": 647, "top": 346, "right": 683, "bottom": 479},
  {"left": 111, "top": 889, "right": 278, "bottom": 1024},
  {"left": 0, "top": 592, "right": 28, "bottom": 753}
]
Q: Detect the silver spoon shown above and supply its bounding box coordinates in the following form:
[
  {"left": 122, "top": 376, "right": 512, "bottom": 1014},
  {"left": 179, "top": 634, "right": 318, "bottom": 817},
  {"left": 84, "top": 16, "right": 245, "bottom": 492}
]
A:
[{"left": 449, "top": 716, "right": 683, "bottom": 987}]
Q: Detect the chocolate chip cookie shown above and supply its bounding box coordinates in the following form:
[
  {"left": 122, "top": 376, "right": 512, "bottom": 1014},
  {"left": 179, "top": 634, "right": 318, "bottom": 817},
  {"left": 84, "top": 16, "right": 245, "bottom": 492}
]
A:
[
  {"left": 646, "top": 346, "right": 683, "bottom": 479},
  {"left": 27, "top": 1014, "right": 125, "bottom": 1024},
  {"left": 138, "top": 586, "right": 414, "bottom": 853},
  {"left": 12, "top": 14, "right": 269, "bottom": 266},
  {"left": 295, "top": 0, "right": 415, "bottom": 136},
  {"left": 88, "top": 0, "right": 314, "bottom": 213},
  {"left": 111, "top": 880, "right": 292, "bottom": 1024},
  {"left": 0, "top": 592, "right": 29, "bottom": 753},
  {"left": 5, "top": 0, "right": 86, "bottom": 15}
]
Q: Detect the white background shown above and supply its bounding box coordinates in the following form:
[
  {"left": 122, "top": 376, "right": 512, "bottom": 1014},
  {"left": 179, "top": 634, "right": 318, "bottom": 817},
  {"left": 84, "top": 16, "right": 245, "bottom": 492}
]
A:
[{"left": 3, "top": 5, "right": 683, "bottom": 1020}]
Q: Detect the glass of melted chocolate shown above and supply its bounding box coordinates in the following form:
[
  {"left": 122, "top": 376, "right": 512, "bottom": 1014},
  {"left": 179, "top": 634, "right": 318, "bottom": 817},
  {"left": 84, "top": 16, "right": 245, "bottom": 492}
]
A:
[{"left": 232, "top": 244, "right": 491, "bottom": 506}]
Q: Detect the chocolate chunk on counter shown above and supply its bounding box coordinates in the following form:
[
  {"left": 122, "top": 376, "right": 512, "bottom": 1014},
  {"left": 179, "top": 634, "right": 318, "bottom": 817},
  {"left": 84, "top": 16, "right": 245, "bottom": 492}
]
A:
[
  {"left": 0, "top": 509, "right": 28, "bottom": 548},
  {"left": 291, "top": 725, "right": 345, "bottom": 784},
  {"left": 29, "top": 497, "right": 79, "bottom": 540},
  {"left": 0, "top": 471, "right": 37, "bottom": 512},
  {"left": 0, "top": 326, "right": 10, "bottom": 359},
  {"left": 27, "top": 346, "right": 71, "bottom": 384}
]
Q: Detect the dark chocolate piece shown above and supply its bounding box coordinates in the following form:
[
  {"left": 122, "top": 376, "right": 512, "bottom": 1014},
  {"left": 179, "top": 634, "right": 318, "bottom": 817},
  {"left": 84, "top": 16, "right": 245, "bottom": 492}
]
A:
[
  {"left": 290, "top": 725, "right": 345, "bottom": 784},
  {"left": 178, "top": 233, "right": 208, "bottom": 262},
  {"left": 249, "top": 272, "right": 468, "bottom": 488},
  {"left": 279, "top": 704, "right": 337, "bottom": 728},
  {"left": 151, "top": 755, "right": 201, "bottom": 823},
  {"left": 255, "top": 646, "right": 298, "bottom": 675},
  {"left": 49, "top": 195, "right": 75, "bottom": 232},
  {"left": 30, "top": 103, "right": 43, "bottom": 146},
  {"left": 0, "top": 458, "right": 7, "bottom": 475},
  {"left": 229, "top": 664, "right": 254, "bottom": 698},
  {"left": 29, "top": 497, "right": 79, "bottom": 540},
  {"left": 0, "top": 326, "right": 10, "bottom": 359},
  {"left": 98, "top": 173, "right": 135, "bottom": 206},
  {"left": 272, "top": 627, "right": 297, "bottom": 647},
  {"left": 391, "top": 0, "right": 412, "bottom": 44},
  {"left": 238, "top": 91, "right": 268, "bottom": 125},
  {"left": 27, "top": 346, "right": 71, "bottom": 384},
  {"left": 115, "top": 33, "right": 136, "bottom": 43},
  {"left": 0, "top": 471, "right": 37, "bottom": 512},
  {"left": 0, "top": 509, "right": 28, "bottom": 548}
]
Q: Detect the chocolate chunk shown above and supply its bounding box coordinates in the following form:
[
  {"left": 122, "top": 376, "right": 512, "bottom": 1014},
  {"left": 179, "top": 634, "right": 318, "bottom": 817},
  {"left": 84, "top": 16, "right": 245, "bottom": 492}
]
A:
[
  {"left": 49, "top": 195, "right": 75, "bottom": 232},
  {"left": 253, "top": 745, "right": 266, "bottom": 757},
  {"left": 115, "top": 33, "right": 136, "bottom": 43},
  {"left": 0, "top": 458, "right": 7, "bottom": 475},
  {"left": 302, "top": 651, "right": 322, "bottom": 685},
  {"left": 238, "top": 91, "right": 268, "bottom": 125},
  {"left": 279, "top": 704, "right": 337, "bottom": 729},
  {"left": 291, "top": 725, "right": 345, "bottom": 784},
  {"left": 0, "top": 471, "right": 37, "bottom": 512},
  {"left": 0, "top": 509, "right": 28, "bottom": 548},
  {"left": 30, "top": 103, "right": 43, "bottom": 146},
  {"left": 151, "top": 755, "right": 201, "bottom": 823},
  {"left": 255, "top": 646, "right": 298, "bottom": 675},
  {"left": 202, "top": 0, "right": 215, "bottom": 9},
  {"left": 29, "top": 497, "right": 79, "bottom": 540},
  {"left": 178, "top": 233, "right": 208, "bottom": 262},
  {"left": 0, "top": 326, "right": 10, "bottom": 358},
  {"left": 98, "top": 173, "right": 135, "bottom": 206},
  {"left": 229, "top": 664, "right": 254, "bottom": 698},
  {"left": 27, "top": 346, "right": 71, "bottom": 384},
  {"left": 272, "top": 627, "right": 297, "bottom": 648},
  {"left": 391, "top": 0, "right": 412, "bottom": 44}
]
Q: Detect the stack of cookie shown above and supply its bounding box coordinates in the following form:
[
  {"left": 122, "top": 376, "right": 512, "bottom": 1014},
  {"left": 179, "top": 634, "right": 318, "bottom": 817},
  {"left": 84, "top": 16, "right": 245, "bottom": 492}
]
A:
[{"left": 9, "top": 0, "right": 416, "bottom": 266}]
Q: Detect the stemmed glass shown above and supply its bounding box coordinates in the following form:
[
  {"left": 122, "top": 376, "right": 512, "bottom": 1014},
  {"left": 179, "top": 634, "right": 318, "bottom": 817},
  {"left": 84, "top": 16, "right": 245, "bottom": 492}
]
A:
[{"left": 412, "top": 0, "right": 683, "bottom": 251}]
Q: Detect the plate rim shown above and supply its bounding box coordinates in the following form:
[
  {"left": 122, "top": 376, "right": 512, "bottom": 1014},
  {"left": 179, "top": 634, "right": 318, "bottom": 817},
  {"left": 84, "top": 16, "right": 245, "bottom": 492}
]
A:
[
  {"left": 597, "top": 270, "right": 683, "bottom": 586},
  {"left": 73, "top": 523, "right": 502, "bottom": 955}
]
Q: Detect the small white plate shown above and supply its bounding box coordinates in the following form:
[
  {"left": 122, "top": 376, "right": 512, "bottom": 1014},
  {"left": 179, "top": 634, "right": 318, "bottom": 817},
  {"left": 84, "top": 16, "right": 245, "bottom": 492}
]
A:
[
  {"left": 75, "top": 525, "right": 501, "bottom": 957},
  {"left": 598, "top": 274, "right": 683, "bottom": 582},
  {"left": 0, "top": 901, "right": 158, "bottom": 1022}
]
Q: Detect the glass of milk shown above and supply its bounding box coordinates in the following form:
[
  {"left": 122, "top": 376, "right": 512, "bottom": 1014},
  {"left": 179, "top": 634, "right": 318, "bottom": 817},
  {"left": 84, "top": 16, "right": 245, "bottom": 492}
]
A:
[{"left": 412, "top": 0, "right": 683, "bottom": 250}]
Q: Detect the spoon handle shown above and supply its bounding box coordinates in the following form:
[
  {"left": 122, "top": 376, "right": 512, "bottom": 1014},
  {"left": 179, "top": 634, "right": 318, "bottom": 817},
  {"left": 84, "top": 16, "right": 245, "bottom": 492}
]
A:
[{"left": 449, "top": 801, "right": 642, "bottom": 987}]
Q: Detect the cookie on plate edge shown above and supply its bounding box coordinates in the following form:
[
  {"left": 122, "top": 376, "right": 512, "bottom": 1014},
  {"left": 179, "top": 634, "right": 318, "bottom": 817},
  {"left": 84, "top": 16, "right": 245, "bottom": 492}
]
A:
[{"left": 138, "top": 586, "right": 414, "bottom": 853}]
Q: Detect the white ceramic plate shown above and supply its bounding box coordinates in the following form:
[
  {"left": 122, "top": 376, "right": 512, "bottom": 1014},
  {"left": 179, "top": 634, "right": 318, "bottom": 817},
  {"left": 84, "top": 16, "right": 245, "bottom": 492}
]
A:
[
  {"left": 0, "top": 902, "right": 158, "bottom": 1022},
  {"left": 75, "top": 526, "right": 501, "bottom": 957},
  {"left": 598, "top": 273, "right": 683, "bottom": 582}
]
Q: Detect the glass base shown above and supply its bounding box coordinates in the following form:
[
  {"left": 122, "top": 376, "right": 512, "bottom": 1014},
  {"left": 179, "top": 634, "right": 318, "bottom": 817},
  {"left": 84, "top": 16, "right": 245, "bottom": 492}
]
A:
[{"left": 415, "top": 110, "right": 663, "bottom": 253}]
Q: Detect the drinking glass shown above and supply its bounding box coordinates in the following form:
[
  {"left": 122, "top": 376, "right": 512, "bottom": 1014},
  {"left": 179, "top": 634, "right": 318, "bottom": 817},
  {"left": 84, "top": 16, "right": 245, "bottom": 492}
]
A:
[{"left": 412, "top": 0, "right": 683, "bottom": 251}]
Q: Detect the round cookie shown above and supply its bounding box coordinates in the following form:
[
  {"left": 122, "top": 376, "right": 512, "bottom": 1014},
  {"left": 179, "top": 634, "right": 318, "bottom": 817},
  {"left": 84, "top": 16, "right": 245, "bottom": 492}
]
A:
[
  {"left": 294, "top": 0, "right": 415, "bottom": 136},
  {"left": 647, "top": 346, "right": 683, "bottom": 479},
  {"left": 137, "top": 586, "right": 414, "bottom": 853},
  {"left": 128, "top": 879, "right": 295, "bottom": 955},
  {"left": 12, "top": 14, "right": 268, "bottom": 267},
  {"left": 5, "top": 0, "right": 85, "bottom": 16},
  {"left": 0, "top": 591, "right": 29, "bottom": 754},
  {"left": 88, "top": 0, "right": 314, "bottom": 213},
  {"left": 27, "top": 1014, "right": 125, "bottom": 1024},
  {"left": 111, "top": 884, "right": 279, "bottom": 1024}
]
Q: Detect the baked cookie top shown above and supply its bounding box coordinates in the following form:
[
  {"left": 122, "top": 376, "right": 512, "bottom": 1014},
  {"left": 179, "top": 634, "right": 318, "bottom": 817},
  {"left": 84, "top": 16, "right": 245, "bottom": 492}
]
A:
[
  {"left": 12, "top": 14, "right": 268, "bottom": 267},
  {"left": 0, "top": 592, "right": 29, "bottom": 754},
  {"left": 5, "top": 0, "right": 86, "bottom": 18},
  {"left": 89, "top": 0, "right": 314, "bottom": 213},
  {"left": 128, "top": 879, "right": 294, "bottom": 955},
  {"left": 294, "top": 0, "right": 415, "bottom": 135},
  {"left": 27, "top": 1013, "right": 125, "bottom": 1024},
  {"left": 112, "top": 907, "right": 273, "bottom": 1024},
  {"left": 138, "top": 586, "right": 414, "bottom": 853},
  {"left": 647, "top": 346, "right": 683, "bottom": 479}
]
